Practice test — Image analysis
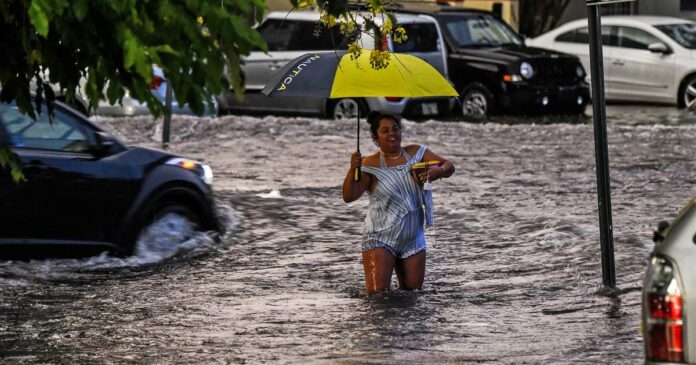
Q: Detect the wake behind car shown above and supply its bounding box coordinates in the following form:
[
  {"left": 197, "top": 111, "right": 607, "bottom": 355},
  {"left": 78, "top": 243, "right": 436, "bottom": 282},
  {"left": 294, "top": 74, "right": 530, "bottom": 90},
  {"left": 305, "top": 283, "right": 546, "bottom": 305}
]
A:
[
  {"left": 415, "top": 8, "right": 590, "bottom": 120},
  {"left": 0, "top": 99, "right": 219, "bottom": 259}
]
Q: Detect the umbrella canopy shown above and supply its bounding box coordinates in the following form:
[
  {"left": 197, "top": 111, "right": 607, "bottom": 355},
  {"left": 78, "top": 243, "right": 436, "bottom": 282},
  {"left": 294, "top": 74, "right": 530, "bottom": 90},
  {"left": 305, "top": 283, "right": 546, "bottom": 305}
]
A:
[
  {"left": 261, "top": 50, "right": 457, "bottom": 181},
  {"left": 261, "top": 51, "right": 458, "bottom": 99}
]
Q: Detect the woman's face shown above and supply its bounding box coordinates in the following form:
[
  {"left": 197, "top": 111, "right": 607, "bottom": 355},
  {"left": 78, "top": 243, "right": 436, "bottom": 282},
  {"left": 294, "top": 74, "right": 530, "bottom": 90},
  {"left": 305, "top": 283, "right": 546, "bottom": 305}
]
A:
[{"left": 376, "top": 118, "right": 401, "bottom": 150}]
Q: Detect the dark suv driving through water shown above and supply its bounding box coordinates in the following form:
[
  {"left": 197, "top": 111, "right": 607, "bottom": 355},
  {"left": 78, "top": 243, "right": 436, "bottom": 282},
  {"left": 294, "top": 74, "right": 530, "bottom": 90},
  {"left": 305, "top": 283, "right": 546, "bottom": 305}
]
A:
[
  {"left": 424, "top": 9, "right": 590, "bottom": 120},
  {"left": 0, "top": 99, "right": 220, "bottom": 259}
]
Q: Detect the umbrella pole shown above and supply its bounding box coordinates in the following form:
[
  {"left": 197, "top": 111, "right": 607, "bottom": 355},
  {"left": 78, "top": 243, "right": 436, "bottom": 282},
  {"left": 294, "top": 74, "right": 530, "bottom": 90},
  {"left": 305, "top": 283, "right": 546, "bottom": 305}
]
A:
[{"left": 355, "top": 109, "right": 361, "bottom": 181}]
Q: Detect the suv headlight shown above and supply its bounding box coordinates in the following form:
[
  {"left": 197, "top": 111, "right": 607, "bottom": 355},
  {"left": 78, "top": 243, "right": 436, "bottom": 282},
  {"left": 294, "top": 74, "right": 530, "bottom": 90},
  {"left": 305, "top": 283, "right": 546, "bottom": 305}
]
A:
[
  {"left": 520, "top": 62, "right": 534, "bottom": 79},
  {"left": 576, "top": 65, "right": 585, "bottom": 78},
  {"left": 166, "top": 157, "right": 214, "bottom": 185}
]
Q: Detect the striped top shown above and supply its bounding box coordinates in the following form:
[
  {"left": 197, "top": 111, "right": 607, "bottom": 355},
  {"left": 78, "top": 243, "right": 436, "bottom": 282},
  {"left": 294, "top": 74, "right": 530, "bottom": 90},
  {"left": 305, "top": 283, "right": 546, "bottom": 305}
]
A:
[{"left": 361, "top": 145, "right": 427, "bottom": 238}]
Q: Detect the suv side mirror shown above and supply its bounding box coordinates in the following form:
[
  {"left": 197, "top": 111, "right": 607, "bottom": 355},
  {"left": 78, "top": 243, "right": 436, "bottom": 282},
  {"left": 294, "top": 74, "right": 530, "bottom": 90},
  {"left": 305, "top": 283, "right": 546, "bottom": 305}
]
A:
[
  {"left": 90, "top": 131, "right": 116, "bottom": 155},
  {"left": 648, "top": 42, "right": 671, "bottom": 54}
]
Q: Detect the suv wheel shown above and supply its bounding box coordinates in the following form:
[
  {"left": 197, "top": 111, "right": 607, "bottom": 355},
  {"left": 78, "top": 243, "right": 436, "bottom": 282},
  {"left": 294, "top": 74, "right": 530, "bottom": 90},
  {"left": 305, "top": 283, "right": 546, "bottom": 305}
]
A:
[
  {"left": 679, "top": 75, "right": 696, "bottom": 110},
  {"left": 331, "top": 98, "right": 366, "bottom": 120},
  {"left": 461, "top": 86, "right": 490, "bottom": 121}
]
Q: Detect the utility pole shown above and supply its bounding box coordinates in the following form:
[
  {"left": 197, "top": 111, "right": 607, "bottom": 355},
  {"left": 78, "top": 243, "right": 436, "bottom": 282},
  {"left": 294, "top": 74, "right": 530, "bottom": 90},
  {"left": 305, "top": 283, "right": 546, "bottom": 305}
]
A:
[
  {"left": 162, "top": 80, "right": 173, "bottom": 148},
  {"left": 586, "top": 0, "right": 634, "bottom": 290}
]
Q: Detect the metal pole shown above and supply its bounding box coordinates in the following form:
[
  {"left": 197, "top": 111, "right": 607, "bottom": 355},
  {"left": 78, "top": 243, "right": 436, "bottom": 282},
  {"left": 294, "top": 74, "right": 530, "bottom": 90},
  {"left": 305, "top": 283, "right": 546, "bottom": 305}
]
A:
[
  {"left": 162, "top": 80, "right": 173, "bottom": 148},
  {"left": 355, "top": 107, "right": 361, "bottom": 181},
  {"left": 587, "top": 1, "right": 616, "bottom": 289}
]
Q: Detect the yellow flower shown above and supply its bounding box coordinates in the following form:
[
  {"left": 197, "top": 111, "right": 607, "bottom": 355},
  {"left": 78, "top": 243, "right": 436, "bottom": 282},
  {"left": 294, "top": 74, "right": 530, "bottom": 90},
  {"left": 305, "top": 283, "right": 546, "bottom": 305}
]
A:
[{"left": 369, "top": 49, "right": 390, "bottom": 69}]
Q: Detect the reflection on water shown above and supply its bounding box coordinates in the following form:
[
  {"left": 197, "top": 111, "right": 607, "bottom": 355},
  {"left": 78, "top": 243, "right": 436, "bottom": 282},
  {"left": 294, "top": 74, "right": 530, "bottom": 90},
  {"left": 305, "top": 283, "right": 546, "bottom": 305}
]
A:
[{"left": 0, "top": 105, "right": 694, "bottom": 364}]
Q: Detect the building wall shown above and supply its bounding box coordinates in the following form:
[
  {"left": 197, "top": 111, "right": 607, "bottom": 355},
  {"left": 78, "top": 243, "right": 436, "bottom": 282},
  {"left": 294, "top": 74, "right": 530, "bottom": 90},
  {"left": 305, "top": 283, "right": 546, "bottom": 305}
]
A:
[
  {"left": 263, "top": 0, "right": 522, "bottom": 30},
  {"left": 557, "top": 0, "right": 696, "bottom": 26},
  {"left": 640, "top": 0, "right": 696, "bottom": 19}
]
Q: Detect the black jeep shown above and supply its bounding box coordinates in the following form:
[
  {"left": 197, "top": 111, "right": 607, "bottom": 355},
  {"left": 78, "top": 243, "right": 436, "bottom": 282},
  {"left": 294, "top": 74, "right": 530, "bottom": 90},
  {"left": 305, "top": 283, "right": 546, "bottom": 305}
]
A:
[{"left": 427, "top": 9, "right": 590, "bottom": 120}]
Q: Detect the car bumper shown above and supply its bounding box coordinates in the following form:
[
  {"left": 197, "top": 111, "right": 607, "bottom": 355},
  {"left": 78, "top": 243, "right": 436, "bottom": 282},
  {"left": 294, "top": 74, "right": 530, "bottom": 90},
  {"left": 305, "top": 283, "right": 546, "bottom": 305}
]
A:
[
  {"left": 366, "top": 97, "right": 453, "bottom": 118},
  {"left": 499, "top": 82, "right": 590, "bottom": 112},
  {"left": 402, "top": 97, "right": 454, "bottom": 118}
]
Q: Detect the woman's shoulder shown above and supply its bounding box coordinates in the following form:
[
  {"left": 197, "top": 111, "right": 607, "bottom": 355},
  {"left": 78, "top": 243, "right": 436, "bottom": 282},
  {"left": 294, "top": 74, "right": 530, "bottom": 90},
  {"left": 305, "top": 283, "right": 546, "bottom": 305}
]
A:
[
  {"left": 405, "top": 144, "right": 426, "bottom": 155},
  {"left": 362, "top": 152, "right": 381, "bottom": 168}
]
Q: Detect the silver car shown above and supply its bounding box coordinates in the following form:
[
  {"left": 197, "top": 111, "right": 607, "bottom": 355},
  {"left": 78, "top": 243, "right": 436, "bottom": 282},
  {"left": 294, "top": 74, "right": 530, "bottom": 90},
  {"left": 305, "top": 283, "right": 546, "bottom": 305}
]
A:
[
  {"left": 217, "top": 11, "right": 453, "bottom": 119},
  {"left": 528, "top": 16, "right": 696, "bottom": 109},
  {"left": 643, "top": 198, "right": 696, "bottom": 363}
]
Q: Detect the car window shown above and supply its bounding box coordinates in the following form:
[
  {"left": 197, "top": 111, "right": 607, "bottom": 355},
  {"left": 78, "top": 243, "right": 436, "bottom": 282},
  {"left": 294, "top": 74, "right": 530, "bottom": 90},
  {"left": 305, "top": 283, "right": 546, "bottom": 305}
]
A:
[
  {"left": 615, "top": 26, "right": 661, "bottom": 50},
  {"left": 0, "top": 103, "right": 91, "bottom": 152},
  {"left": 655, "top": 23, "right": 696, "bottom": 49},
  {"left": 257, "top": 19, "right": 346, "bottom": 51},
  {"left": 257, "top": 19, "right": 299, "bottom": 51},
  {"left": 554, "top": 26, "right": 615, "bottom": 45},
  {"left": 287, "top": 21, "right": 346, "bottom": 51},
  {"left": 393, "top": 23, "right": 438, "bottom": 53},
  {"left": 444, "top": 14, "right": 523, "bottom": 47}
]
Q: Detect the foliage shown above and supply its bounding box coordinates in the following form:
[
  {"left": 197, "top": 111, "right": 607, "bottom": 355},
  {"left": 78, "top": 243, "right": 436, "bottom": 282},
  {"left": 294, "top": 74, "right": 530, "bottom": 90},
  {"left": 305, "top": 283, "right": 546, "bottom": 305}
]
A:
[
  {"left": 0, "top": 0, "right": 266, "bottom": 120},
  {"left": 0, "top": 145, "right": 24, "bottom": 182},
  {"left": 0, "top": 0, "right": 400, "bottom": 180},
  {"left": 519, "top": 0, "right": 572, "bottom": 38},
  {"left": 298, "top": 0, "right": 407, "bottom": 68}
]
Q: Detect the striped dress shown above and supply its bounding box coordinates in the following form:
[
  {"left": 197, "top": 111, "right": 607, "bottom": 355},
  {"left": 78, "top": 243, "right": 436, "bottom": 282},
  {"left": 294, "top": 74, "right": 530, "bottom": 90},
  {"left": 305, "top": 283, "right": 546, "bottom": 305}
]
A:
[{"left": 361, "top": 145, "right": 428, "bottom": 259}]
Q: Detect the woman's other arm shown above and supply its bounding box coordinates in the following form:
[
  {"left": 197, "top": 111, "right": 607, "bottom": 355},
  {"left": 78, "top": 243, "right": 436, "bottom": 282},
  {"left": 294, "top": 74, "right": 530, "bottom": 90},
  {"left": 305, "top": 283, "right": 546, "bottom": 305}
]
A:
[{"left": 421, "top": 148, "right": 455, "bottom": 182}]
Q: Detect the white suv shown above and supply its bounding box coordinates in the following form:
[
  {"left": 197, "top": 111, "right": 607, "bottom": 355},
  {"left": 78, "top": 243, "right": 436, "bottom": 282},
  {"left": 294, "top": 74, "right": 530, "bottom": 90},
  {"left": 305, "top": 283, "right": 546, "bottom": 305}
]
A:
[{"left": 217, "top": 11, "right": 453, "bottom": 119}]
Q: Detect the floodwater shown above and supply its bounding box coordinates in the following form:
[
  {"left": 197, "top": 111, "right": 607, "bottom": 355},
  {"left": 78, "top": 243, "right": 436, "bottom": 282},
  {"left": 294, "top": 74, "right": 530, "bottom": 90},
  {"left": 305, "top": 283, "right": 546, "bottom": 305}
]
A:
[{"left": 1, "top": 105, "right": 695, "bottom": 364}]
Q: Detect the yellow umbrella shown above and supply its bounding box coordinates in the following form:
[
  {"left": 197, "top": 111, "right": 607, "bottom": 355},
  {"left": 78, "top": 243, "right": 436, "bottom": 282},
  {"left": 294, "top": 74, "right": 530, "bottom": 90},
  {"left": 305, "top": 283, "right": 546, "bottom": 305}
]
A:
[{"left": 262, "top": 51, "right": 458, "bottom": 179}]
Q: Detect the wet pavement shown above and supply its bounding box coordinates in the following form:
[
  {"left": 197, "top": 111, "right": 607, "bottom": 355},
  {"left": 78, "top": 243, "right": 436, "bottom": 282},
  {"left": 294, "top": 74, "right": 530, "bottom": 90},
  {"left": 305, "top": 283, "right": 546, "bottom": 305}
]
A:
[{"left": 1, "top": 105, "right": 695, "bottom": 364}]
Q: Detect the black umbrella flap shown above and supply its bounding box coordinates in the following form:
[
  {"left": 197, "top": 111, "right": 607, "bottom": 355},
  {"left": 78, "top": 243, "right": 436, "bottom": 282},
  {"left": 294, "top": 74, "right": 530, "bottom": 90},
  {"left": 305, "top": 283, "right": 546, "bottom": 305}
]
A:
[{"left": 261, "top": 52, "right": 345, "bottom": 98}]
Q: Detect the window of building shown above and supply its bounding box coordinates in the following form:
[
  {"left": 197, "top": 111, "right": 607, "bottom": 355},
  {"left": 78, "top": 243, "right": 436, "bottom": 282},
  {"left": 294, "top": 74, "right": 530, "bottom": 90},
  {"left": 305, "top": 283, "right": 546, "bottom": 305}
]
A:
[
  {"left": 601, "top": 2, "right": 636, "bottom": 16},
  {"left": 682, "top": 0, "right": 696, "bottom": 11}
]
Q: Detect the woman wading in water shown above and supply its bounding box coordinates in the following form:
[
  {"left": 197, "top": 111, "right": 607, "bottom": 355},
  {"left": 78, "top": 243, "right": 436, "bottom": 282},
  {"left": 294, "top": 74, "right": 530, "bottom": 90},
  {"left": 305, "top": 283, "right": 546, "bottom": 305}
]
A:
[{"left": 342, "top": 112, "right": 455, "bottom": 293}]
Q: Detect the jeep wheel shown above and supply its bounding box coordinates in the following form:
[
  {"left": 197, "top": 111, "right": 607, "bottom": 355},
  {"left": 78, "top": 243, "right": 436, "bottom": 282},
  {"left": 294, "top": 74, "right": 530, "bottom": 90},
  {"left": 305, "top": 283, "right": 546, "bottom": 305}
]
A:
[
  {"left": 461, "top": 87, "right": 489, "bottom": 122},
  {"left": 331, "top": 98, "right": 366, "bottom": 120},
  {"left": 679, "top": 75, "right": 696, "bottom": 110}
]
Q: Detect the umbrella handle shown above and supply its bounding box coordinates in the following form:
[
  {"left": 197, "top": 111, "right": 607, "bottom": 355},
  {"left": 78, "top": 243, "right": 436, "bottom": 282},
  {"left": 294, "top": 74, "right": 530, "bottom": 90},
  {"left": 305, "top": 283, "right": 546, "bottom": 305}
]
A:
[{"left": 355, "top": 109, "right": 361, "bottom": 181}]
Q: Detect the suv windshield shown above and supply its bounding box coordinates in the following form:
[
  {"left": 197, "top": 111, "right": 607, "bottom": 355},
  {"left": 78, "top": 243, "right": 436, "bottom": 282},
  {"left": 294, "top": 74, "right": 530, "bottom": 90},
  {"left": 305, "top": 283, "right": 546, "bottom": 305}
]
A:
[
  {"left": 443, "top": 14, "right": 523, "bottom": 47},
  {"left": 655, "top": 23, "right": 696, "bottom": 49}
]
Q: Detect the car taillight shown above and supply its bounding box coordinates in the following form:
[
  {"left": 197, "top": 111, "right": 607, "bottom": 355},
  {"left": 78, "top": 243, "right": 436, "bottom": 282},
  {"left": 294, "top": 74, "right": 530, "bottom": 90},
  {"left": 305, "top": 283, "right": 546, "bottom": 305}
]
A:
[
  {"left": 150, "top": 76, "right": 165, "bottom": 90},
  {"left": 644, "top": 256, "right": 685, "bottom": 363},
  {"left": 385, "top": 97, "right": 403, "bottom": 102}
]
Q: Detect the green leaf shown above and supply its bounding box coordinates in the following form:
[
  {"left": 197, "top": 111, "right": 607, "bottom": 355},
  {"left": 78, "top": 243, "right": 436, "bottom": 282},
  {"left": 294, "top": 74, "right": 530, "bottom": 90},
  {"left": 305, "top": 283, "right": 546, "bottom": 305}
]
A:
[
  {"left": 123, "top": 31, "right": 139, "bottom": 68},
  {"left": 0, "top": 145, "right": 25, "bottom": 183},
  {"left": 224, "top": 49, "right": 245, "bottom": 101},
  {"left": 28, "top": 0, "right": 49, "bottom": 36},
  {"left": 72, "top": 0, "right": 88, "bottom": 21}
]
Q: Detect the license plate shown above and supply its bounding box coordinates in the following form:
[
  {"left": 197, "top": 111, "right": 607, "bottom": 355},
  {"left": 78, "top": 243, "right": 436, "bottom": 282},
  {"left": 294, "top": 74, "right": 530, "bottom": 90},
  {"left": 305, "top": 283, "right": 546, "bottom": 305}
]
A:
[{"left": 421, "top": 102, "right": 438, "bottom": 115}]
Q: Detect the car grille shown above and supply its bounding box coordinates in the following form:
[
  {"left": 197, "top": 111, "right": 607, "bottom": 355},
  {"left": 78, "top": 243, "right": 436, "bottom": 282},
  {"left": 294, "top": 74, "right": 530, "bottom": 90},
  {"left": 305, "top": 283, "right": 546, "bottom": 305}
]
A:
[{"left": 530, "top": 58, "right": 579, "bottom": 86}]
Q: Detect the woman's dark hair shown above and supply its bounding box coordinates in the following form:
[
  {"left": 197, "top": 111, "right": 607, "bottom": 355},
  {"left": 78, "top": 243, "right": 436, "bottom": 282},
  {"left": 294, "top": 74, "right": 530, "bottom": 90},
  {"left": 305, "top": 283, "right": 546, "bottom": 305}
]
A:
[{"left": 367, "top": 111, "right": 402, "bottom": 143}]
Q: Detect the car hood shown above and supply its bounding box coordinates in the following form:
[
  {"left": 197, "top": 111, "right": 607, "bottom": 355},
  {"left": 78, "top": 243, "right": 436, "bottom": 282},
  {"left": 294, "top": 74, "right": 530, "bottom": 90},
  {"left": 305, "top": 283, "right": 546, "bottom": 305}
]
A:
[
  {"left": 451, "top": 44, "right": 579, "bottom": 63},
  {"left": 113, "top": 146, "right": 177, "bottom": 166}
]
